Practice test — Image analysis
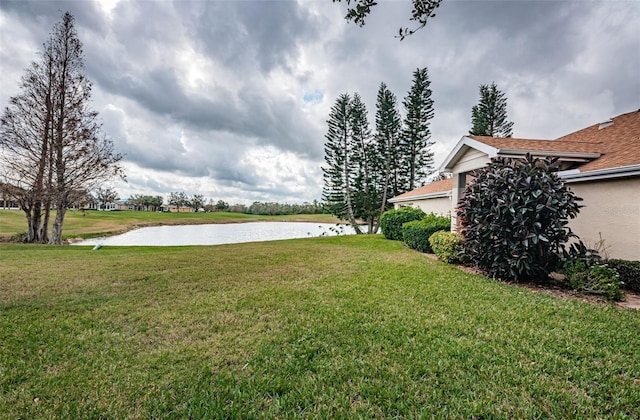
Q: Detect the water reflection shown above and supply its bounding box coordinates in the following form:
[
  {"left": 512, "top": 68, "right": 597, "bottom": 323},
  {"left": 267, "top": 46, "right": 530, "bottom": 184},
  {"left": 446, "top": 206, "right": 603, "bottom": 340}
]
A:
[{"left": 73, "top": 222, "right": 357, "bottom": 246}]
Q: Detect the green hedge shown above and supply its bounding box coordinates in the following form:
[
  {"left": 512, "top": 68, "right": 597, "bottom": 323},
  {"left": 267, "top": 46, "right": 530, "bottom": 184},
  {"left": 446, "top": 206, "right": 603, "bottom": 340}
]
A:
[
  {"left": 429, "top": 231, "right": 464, "bottom": 264},
  {"left": 402, "top": 214, "right": 451, "bottom": 253},
  {"left": 606, "top": 259, "right": 640, "bottom": 293},
  {"left": 380, "top": 207, "right": 426, "bottom": 241},
  {"left": 564, "top": 260, "right": 624, "bottom": 301}
]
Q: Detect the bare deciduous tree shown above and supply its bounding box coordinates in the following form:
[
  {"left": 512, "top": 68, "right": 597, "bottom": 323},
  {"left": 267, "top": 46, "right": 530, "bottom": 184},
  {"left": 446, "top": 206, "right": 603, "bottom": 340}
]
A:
[{"left": 0, "top": 12, "right": 124, "bottom": 244}]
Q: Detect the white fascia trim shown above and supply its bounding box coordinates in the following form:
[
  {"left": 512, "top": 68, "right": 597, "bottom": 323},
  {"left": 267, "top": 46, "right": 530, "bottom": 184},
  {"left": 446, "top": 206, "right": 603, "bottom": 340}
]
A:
[
  {"left": 389, "top": 191, "right": 452, "bottom": 203},
  {"left": 439, "top": 136, "right": 498, "bottom": 173},
  {"left": 497, "top": 149, "right": 601, "bottom": 161},
  {"left": 560, "top": 164, "right": 640, "bottom": 183}
]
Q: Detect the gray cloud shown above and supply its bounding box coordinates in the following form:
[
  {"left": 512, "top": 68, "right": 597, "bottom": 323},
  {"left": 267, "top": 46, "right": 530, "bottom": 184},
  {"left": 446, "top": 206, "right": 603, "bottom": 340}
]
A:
[{"left": 1, "top": 0, "right": 638, "bottom": 204}]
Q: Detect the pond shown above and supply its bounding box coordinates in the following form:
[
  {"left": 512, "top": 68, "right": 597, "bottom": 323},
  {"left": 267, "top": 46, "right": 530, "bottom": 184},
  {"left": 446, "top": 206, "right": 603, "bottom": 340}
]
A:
[{"left": 73, "top": 222, "right": 358, "bottom": 246}]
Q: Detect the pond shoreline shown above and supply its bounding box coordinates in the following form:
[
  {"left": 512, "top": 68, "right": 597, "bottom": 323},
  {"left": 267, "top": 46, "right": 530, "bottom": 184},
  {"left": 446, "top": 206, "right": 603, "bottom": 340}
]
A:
[
  {"left": 65, "top": 218, "right": 344, "bottom": 244},
  {"left": 71, "top": 221, "right": 358, "bottom": 247}
]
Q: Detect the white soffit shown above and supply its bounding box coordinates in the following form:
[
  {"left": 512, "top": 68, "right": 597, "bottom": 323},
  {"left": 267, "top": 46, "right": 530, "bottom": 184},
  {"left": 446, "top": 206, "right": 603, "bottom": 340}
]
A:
[{"left": 440, "top": 136, "right": 498, "bottom": 172}]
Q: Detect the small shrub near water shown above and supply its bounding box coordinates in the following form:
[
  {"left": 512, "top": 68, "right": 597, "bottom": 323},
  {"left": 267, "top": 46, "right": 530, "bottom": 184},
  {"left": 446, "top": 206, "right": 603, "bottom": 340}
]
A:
[
  {"left": 380, "top": 207, "right": 426, "bottom": 241},
  {"left": 564, "top": 260, "right": 624, "bottom": 301},
  {"left": 429, "top": 231, "right": 464, "bottom": 264},
  {"left": 9, "top": 231, "right": 28, "bottom": 243},
  {"left": 402, "top": 214, "right": 450, "bottom": 253}
]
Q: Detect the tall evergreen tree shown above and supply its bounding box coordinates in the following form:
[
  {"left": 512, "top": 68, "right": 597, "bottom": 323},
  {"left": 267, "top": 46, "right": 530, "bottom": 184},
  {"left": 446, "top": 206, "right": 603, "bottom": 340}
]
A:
[
  {"left": 349, "top": 93, "right": 378, "bottom": 233},
  {"left": 374, "top": 82, "right": 402, "bottom": 219},
  {"left": 469, "top": 82, "right": 514, "bottom": 137},
  {"left": 321, "top": 93, "right": 362, "bottom": 233},
  {"left": 401, "top": 67, "right": 435, "bottom": 191}
]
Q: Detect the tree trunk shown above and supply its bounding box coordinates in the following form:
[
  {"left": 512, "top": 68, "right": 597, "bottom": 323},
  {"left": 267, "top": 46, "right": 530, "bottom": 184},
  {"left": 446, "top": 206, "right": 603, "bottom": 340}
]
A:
[
  {"left": 377, "top": 152, "right": 391, "bottom": 229},
  {"left": 24, "top": 208, "right": 36, "bottom": 243},
  {"left": 341, "top": 123, "right": 362, "bottom": 234},
  {"left": 40, "top": 198, "right": 51, "bottom": 243},
  {"left": 50, "top": 201, "right": 66, "bottom": 244}
]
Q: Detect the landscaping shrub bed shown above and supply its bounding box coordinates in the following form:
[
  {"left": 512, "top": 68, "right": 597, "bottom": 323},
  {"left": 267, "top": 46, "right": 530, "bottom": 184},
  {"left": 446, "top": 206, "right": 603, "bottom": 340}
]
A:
[
  {"left": 402, "top": 214, "right": 450, "bottom": 253},
  {"left": 429, "top": 230, "right": 464, "bottom": 264},
  {"left": 606, "top": 259, "right": 640, "bottom": 293},
  {"left": 380, "top": 207, "right": 425, "bottom": 240},
  {"left": 564, "top": 260, "right": 624, "bottom": 301}
]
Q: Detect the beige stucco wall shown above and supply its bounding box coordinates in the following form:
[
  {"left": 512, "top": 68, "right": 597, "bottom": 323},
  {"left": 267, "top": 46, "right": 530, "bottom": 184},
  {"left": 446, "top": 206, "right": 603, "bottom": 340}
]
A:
[
  {"left": 567, "top": 177, "right": 640, "bottom": 261},
  {"left": 450, "top": 148, "right": 491, "bottom": 230},
  {"left": 393, "top": 196, "right": 452, "bottom": 217}
]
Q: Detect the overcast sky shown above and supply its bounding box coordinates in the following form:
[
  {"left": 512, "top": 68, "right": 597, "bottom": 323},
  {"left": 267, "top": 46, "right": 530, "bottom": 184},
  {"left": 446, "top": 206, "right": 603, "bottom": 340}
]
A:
[{"left": 1, "top": 0, "right": 638, "bottom": 205}]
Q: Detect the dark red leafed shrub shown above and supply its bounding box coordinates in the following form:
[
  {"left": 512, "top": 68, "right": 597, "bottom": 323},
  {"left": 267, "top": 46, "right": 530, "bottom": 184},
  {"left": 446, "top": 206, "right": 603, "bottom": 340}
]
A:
[{"left": 457, "top": 154, "right": 585, "bottom": 281}]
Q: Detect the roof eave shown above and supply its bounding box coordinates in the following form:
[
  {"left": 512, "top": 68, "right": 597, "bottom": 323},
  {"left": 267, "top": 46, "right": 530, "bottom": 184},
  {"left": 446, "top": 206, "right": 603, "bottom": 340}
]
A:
[
  {"left": 389, "top": 191, "right": 452, "bottom": 203},
  {"left": 439, "top": 136, "right": 498, "bottom": 173},
  {"left": 560, "top": 164, "right": 640, "bottom": 183},
  {"left": 497, "top": 149, "right": 601, "bottom": 162}
]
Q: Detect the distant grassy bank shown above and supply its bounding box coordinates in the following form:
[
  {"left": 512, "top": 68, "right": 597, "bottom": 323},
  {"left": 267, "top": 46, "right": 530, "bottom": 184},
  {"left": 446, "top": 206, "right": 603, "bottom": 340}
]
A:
[
  {"left": 0, "top": 209, "right": 341, "bottom": 240},
  {"left": 1, "top": 235, "right": 639, "bottom": 418}
]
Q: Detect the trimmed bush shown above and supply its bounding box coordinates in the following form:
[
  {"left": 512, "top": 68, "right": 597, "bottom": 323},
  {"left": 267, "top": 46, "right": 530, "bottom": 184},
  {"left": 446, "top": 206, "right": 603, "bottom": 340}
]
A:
[
  {"left": 380, "top": 207, "right": 426, "bottom": 241},
  {"left": 564, "top": 260, "right": 624, "bottom": 301},
  {"left": 606, "top": 259, "right": 640, "bottom": 293},
  {"left": 457, "top": 154, "right": 583, "bottom": 281},
  {"left": 429, "top": 231, "right": 464, "bottom": 264},
  {"left": 402, "top": 214, "right": 450, "bottom": 253}
]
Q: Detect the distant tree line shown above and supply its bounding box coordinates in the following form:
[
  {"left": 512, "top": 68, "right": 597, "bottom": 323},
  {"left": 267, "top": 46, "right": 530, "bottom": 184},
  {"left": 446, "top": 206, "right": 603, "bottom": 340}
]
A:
[
  {"left": 128, "top": 194, "right": 164, "bottom": 212},
  {"left": 86, "top": 186, "right": 325, "bottom": 216},
  {"left": 245, "top": 201, "right": 324, "bottom": 215}
]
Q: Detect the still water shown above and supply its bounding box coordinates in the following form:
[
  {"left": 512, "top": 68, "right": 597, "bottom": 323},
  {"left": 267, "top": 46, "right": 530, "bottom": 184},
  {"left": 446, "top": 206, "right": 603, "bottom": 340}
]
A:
[{"left": 73, "top": 222, "right": 357, "bottom": 246}]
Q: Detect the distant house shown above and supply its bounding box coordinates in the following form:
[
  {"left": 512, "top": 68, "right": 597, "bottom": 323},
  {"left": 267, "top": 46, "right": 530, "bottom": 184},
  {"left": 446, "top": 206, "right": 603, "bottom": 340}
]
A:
[
  {"left": 165, "top": 205, "right": 192, "bottom": 213},
  {"left": 391, "top": 110, "right": 640, "bottom": 260},
  {"left": 76, "top": 198, "right": 126, "bottom": 211},
  {"left": 114, "top": 199, "right": 131, "bottom": 211}
]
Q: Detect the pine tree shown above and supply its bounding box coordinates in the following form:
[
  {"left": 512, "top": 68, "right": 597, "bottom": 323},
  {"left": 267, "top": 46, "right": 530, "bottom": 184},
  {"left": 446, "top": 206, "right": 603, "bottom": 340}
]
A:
[
  {"left": 349, "top": 93, "right": 378, "bottom": 233},
  {"left": 401, "top": 67, "right": 435, "bottom": 191},
  {"left": 469, "top": 82, "right": 514, "bottom": 137},
  {"left": 374, "top": 82, "right": 402, "bottom": 219},
  {"left": 321, "top": 93, "right": 362, "bottom": 233}
]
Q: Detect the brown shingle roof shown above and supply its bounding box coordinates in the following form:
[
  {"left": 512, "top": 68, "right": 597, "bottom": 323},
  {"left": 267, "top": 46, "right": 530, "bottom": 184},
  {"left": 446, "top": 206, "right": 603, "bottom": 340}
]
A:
[
  {"left": 554, "top": 110, "right": 640, "bottom": 171},
  {"left": 469, "top": 110, "right": 640, "bottom": 172},
  {"left": 468, "top": 136, "right": 603, "bottom": 154},
  {"left": 390, "top": 178, "right": 452, "bottom": 201}
]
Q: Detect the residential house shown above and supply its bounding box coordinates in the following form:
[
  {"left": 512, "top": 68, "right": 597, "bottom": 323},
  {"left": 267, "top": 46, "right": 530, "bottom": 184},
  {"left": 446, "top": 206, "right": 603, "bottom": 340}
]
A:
[
  {"left": 389, "top": 178, "right": 453, "bottom": 216},
  {"left": 391, "top": 110, "right": 640, "bottom": 260},
  {"left": 165, "top": 205, "right": 193, "bottom": 213}
]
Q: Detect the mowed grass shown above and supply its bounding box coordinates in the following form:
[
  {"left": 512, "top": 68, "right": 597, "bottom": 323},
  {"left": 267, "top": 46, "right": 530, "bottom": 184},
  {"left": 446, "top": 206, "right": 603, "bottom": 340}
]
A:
[
  {"left": 0, "top": 209, "right": 340, "bottom": 240},
  {"left": 1, "top": 235, "right": 639, "bottom": 418}
]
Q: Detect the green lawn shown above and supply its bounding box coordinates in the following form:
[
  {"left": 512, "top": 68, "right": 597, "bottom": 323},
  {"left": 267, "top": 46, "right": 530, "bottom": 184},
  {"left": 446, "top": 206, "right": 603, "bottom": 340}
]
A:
[
  {"left": 0, "top": 209, "right": 340, "bottom": 240},
  {"left": 1, "top": 235, "right": 638, "bottom": 418}
]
